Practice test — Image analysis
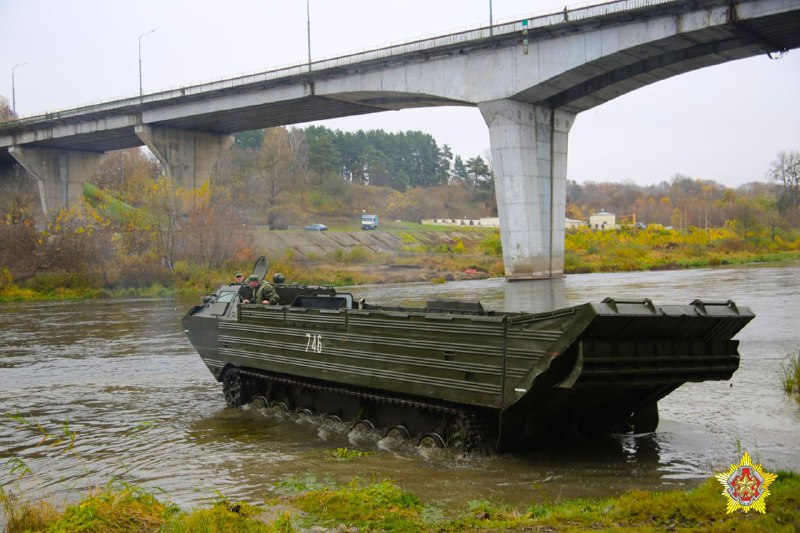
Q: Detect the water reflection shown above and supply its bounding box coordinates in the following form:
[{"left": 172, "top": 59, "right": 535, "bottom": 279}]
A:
[
  {"left": 1, "top": 263, "right": 799, "bottom": 516},
  {"left": 503, "top": 278, "right": 569, "bottom": 313}
]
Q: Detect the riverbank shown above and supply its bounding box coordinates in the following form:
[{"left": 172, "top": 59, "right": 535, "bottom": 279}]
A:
[
  {"left": 2, "top": 225, "right": 799, "bottom": 302},
  {"left": 3, "top": 471, "right": 798, "bottom": 532}
]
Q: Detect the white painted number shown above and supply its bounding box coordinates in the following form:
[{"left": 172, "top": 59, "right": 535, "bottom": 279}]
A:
[{"left": 305, "top": 333, "right": 323, "bottom": 353}]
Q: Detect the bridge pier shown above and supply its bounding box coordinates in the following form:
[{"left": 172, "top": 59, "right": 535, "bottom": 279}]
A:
[
  {"left": 479, "top": 100, "right": 574, "bottom": 280},
  {"left": 135, "top": 125, "right": 234, "bottom": 190},
  {"left": 8, "top": 146, "right": 106, "bottom": 221}
]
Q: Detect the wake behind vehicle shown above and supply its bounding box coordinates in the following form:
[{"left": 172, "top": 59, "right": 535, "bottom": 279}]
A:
[{"left": 183, "top": 257, "right": 754, "bottom": 453}]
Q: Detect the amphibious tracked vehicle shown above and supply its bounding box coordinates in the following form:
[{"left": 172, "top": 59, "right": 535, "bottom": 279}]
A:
[{"left": 183, "top": 257, "right": 754, "bottom": 452}]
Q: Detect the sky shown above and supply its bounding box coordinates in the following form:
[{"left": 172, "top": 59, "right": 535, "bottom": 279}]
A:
[{"left": 1, "top": 0, "right": 799, "bottom": 188}]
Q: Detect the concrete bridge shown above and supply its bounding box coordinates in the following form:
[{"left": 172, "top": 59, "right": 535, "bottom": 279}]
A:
[{"left": 1, "top": 0, "right": 799, "bottom": 279}]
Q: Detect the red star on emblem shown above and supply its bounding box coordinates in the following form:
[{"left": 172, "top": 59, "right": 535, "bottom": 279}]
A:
[{"left": 729, "top": 466, "right": 762, "bottom": 505}]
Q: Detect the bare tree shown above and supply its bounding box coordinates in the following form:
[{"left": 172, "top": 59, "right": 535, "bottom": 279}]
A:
[
  {"left": 91, "top": 147, "right": 161, "bottom": 198},
  {"left": 178, "top": 185, "right": 249, "bottom": 268},
  {"left": 0, "top": 96, "right": 15, "bottom": 122},
  {"left": 135, "top": 175, "right": 181, "bottom": 270},
  {"left": 256, "top": 127, "right": 302, "bottom": 229},
  {"left": 770, "top": 150, "right": 800, "bottom": 213},
  {"left": 43, "top": 202, "right": 115, "bottom": 281},
  {"left": 0, "top": 164, "right": 42, "bottom": 279}
]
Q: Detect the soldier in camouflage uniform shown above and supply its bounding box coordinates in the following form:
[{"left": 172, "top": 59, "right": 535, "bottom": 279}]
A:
[
  {"left": 238, "top": 275, "right": 280, "bottom": 305},
  {"left": 256, "top": 279, "right": 280, "bottom": 305}
]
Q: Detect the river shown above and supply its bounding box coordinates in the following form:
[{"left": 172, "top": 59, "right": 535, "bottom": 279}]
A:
[{"left": 1, "top": 262, "right": 798, "bottom": 519}]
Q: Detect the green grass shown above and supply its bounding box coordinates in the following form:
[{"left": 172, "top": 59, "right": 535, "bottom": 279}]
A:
[
  {"left": 4, "top": 473, "right": 799, "bottom": 532},
  {"left": 321, "top": 447, "right": 377, "bottom": 460},
  {"left": 291, "top": 479, "right": 422, "bottom": 532},
  {"left": 782, "top": 351, "right": 800, "bottom": 400}
]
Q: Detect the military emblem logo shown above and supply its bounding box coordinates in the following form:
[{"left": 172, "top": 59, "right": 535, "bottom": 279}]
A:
[{"left": 715, "top": 451, "right": 777, "bottom": 514}]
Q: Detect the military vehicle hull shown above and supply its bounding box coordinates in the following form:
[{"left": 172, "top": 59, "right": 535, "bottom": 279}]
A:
[{"left": 183, "top": 282, "right": 753, "bottom": 452}]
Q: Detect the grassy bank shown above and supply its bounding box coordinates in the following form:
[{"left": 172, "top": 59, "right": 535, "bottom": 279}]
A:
[
  {"left": 3, "top": 471, "right": 798, "bottom": 532},
  {"left": 2, "top": 225, "right": 800, "bottom": 302}
]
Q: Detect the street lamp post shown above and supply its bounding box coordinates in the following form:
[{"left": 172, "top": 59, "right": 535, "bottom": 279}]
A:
[
  {"left": 11, "top": 62, "right": 28, "bottom": 115},
  {"left": 306, "top": 0, "right": 312, "bottom": 69},
  {"left": 138, "top": 29, "right": 156, "bottom": 102},
  {"left": 489, "top": 0, "right": 493, "bottom": 36}
]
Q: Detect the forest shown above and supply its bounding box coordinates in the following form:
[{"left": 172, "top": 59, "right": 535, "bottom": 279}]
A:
[{"left": 1, "top": 92, "right": 799, "bottom": 297}]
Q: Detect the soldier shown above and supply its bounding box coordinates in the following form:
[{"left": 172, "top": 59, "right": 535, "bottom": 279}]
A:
[
  {"left": 238, "top": 275, "right": 280, "bottom": 305},
  {"left": 232, "top": 272, "right": 243, "bottom": 285},
  {"left": 238, "top": 275, "right": 261, "bottom": 303},
  {"left": 257, "top": 279, "right": 280, "bottom": 305}
]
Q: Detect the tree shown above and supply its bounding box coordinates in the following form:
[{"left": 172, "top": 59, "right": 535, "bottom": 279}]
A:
[
  {"left": 305, "top": 126, "right": 340, "bottom": 178},
  {"left": 140, "top": 175, "right": 181, "bottom": 270},
  {"left": 0, "top": 96, "right": 14, "bottom": 122},
  {"left": 257, "top": 127, "right": 302, "bottom": 229},
  {"left": 730, "top": 196, "right": 763, "bottom": 247},
  {"left": 91, "top": 147, "right": 160, "bottom": 199},
  {"left": 234, "top": 129, "right": 265, "bottom": 150},
  {"left": 439, "top": 144, "right": 453, "bottom": 181},
  {"left": 43, "top": 203, "right": 115, "bottom": 280},
  {"left": 465, "top": 156, "right": 491, "bottom": 188},
  {"left": 0, "top": 163, "right": 42, "bottom": 279},
  {"left": 357, "top": 145, "right": 391, "bottom": 187},
  {"left": 769, "top": 150, "right": 800, "bottom": 213},
  {"left": 302, "top": 126, "right": 453, "bottom": 190},
  {"left": 178, "top": 184, "right": 249, "bottom": 268},
  {"left": 452, "top": 156, "right": 469, "bottom": 184}
]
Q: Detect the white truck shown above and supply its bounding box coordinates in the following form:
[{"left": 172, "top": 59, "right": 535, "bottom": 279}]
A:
[{"left": 361, "top": 214, "right": 379, "bottom": 230}]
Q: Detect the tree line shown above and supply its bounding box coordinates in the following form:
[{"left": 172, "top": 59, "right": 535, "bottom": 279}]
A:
[
  {"left": 236, "top": 125, "right": 492, "bottom": 190},
  {"left": 567, "top": 156, "right": 800, "bottom": 234}
]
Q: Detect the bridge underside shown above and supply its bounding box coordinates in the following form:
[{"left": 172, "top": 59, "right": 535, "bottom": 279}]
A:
[{"left": 515, "top": 10, "right": 800, "bottom": 113}]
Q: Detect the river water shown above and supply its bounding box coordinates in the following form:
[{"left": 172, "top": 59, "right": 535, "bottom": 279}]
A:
[{"left": 1, "top": 263, "right": 799, "bottom": 518}]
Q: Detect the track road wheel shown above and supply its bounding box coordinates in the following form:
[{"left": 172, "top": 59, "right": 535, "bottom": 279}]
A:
[
  {"left": 222, "top": 369, "right": 245, "bottom": 407},
  {"left": 268, "top": 401, "right": 289, "bottom": 414},
  {"left": 350, "top": 420, "right": 375, "bottom": 434},
  {"left": 417, "top": 433, "right": 445, "bottom": 449},
  {"left": 632, "top": 402, "right": 659, "bottom": 434},
  {"left": 384, "top": 425, "right": 411, "bottom": 441}
]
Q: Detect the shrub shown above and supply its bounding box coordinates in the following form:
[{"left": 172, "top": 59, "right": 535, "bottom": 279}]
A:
[
  {"left": 344, "top": 247, "right": 369, "bottom": 263},
  {"left": 781, "top": 351, "right": 800, "bottom": 400},
  {"left": 479, "top": 231, "right": 502, "bottom": 256},
  {"left": 22, "top": 272, "right": 101, "bottom": 293}
]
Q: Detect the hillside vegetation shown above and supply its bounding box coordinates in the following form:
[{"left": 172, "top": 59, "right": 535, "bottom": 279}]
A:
[{"left": 0, "top": 125, "right": 798, "bottom": 299}]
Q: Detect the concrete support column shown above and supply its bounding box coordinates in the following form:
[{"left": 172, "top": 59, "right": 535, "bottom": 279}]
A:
[
  {"left": 478, "top": 99, "right": 575, "bottom": 280},
  {"left": 8, "top": 145, "right": 106, "bottom": 220},
  {"left": 135, "top": 125, "right": 234, "bottom": 189}
]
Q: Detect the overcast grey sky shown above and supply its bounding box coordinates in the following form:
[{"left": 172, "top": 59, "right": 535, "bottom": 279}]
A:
[{"left": 2, "top": 0, "right": 798, "bottom": 188}]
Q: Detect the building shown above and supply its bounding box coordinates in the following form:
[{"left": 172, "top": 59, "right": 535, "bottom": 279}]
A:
[
  {"left": 589, "top": 211, "right": 616, "bottom": 230},
  {"left": 565, "top": 218, "right": 585, "bottom": 229}
]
